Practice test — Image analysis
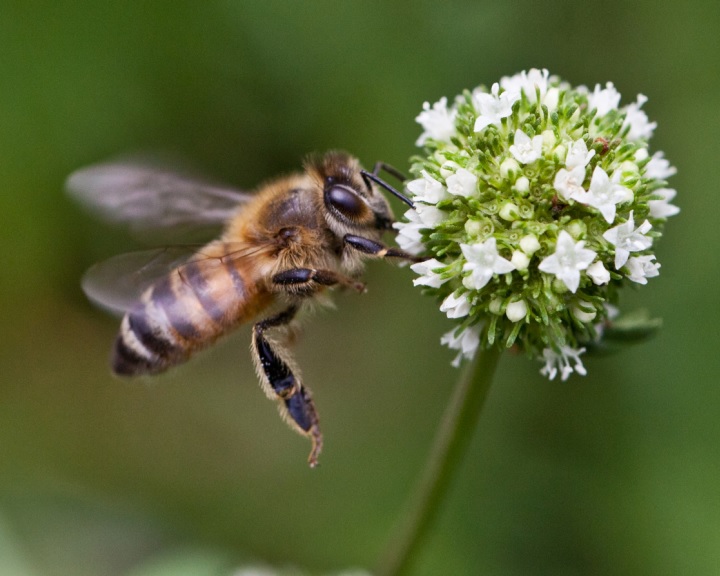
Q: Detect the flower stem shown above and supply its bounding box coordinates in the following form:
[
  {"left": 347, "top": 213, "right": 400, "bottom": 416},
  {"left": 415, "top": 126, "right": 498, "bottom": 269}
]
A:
[{"left": 375, "top": 346, "right": 502, "bottom": 576}]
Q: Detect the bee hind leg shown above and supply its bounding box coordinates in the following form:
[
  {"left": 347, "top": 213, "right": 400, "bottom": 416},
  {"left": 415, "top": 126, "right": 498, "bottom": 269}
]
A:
[{"left": 252, "top": 306, "right": 322, "bottom": 467}]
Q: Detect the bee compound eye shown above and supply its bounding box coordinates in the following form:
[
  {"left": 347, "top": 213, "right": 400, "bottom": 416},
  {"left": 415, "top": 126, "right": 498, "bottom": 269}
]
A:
[{"left": 326, "top": 185, "right": 366, "bottom": 219}]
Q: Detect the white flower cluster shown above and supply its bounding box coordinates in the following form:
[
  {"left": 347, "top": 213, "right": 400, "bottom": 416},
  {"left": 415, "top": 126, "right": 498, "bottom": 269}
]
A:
[{"left": 399, "top": 69, "right": 678, "bottom": 379}]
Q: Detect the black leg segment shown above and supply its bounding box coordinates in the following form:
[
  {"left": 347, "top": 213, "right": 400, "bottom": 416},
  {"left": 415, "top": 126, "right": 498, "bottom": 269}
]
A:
[
  {"left": 285, "top": 387, "right": 316, "bottom": 433},
  {"left": 372, "top": 161, "right": 408, "bottom": 182},
  {"left": 254, "top": 327, "right": 296, "bottom": 397},
  {"left": 254, "top": 306, "right": 299, "bottom": 398},
  {"left": 360, "top": 170, "right": 414, "bottom": 209},
  {"left": 255, "top": 305, "right": 298, "bottom": 330},
  {"left": 252, "top": 306, "right": 323, "bottom": 466},
  {"left": 272, "top": 268, "right": 365, "bottom": 293},
  {"left": 344, "top": 234, "right": 424, "bottom": 262}
]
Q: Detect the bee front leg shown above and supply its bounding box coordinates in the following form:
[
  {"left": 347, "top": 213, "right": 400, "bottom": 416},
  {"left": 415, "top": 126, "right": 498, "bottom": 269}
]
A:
[
  {"left": 252, "top": 306, "right": 322, "bottom": 467},
  {"left": 343, "top": 234, "right": 424, "bottom": 263}
]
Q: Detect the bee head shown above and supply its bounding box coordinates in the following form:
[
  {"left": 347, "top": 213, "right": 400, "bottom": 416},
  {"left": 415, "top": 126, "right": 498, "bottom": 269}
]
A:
[{"left": 306, "top": 151, "right": 413, "bottom": 238}]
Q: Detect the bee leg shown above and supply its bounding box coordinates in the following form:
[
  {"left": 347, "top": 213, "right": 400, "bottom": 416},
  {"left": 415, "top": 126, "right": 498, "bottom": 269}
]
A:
[
  {"left": 272, "top": 268, "right": 366, "bottom": 293},
  {"left": 371, "top": 161, "right": 408, "bottom": 182},
  {"left": 343, "top": 234, "right": 425, "bottom": 263},
  {"left": 252, "top": 306, "right": 323, "bottom": 467},
  {"left": 360, "top": 171, "right": 414, "bottom": 209}
]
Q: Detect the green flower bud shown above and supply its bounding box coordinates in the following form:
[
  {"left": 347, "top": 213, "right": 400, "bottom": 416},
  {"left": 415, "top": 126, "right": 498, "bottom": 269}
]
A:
[
  {"left": 519, "top": 234, "right": 541, "bottom": 255},
  {"left": 506, "top": 300, "right": 527, "bottom": 322},
  {"left": 500, "top": 158, "right": 520, "bottom": 179},
  {"left": 514, "top": 176, "right": 530, "bottom": 194},
  {"left": 499, "top": 202, "right": 520, "bottom": 221}
]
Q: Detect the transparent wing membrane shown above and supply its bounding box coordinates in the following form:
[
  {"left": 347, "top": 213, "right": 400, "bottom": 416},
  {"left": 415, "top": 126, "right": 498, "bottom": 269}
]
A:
[
  {"left": 81, "top": 243, "right": 270, "bottom": 315},
  {"left": 67, "top": 162, "right": 252, "bottom": 243}
]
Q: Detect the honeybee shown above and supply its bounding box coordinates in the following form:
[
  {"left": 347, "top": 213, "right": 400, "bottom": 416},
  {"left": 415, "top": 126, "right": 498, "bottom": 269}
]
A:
[{"left": 68, "top": 151, "right": 419, "bottom": 467}]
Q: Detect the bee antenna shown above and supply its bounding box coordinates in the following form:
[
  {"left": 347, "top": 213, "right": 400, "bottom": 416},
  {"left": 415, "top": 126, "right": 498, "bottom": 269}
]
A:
[{"left": 360, "top": 170, "right": 415, "bottom": 209}]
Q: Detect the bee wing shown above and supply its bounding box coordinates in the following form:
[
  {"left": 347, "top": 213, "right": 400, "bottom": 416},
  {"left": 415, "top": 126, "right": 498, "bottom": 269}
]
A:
[
  {"left": 66, "top": 161, "right": 253, "bottom": 243},
  {"left": 82, "top": 246, "right": 202, "bottom": 315},
  {"left": 82, "top": 243, "right": 269, "bottom": 316}
]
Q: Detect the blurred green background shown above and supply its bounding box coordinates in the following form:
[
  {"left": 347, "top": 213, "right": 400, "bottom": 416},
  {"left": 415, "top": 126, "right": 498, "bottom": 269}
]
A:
[{"left": 1, "top": 1, "right": 719, "bottom": 575}]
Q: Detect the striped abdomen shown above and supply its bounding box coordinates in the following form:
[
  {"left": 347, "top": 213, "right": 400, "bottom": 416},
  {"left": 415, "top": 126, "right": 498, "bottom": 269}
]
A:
[{"left": 113, "top": 258, "right": 269, "bottom": 376}]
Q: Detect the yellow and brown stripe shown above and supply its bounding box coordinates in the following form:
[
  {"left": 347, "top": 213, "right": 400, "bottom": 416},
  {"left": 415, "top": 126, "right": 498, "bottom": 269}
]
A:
[{"left": 113, "top": 255, "right": 263, "bottom": 376}]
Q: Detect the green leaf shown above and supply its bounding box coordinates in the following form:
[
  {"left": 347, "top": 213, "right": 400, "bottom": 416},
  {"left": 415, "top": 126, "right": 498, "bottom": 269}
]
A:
[{"left": 585, "top": 309, "right": 662, "bottom": 356}]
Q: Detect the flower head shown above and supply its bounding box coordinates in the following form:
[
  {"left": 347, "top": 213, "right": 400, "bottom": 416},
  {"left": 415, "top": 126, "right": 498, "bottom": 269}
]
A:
[{"left": 405, "top": 70, "right": 677, "bottom": 379}]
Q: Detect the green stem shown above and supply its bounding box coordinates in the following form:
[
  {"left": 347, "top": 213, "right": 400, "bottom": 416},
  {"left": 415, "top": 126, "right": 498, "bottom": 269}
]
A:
[{"left": 375, "top": 346, "right": 502, "bottom": 576}]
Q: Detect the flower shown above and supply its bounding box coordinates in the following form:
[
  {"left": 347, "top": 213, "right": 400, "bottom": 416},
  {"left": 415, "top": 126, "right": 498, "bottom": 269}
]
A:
[
  {"left": 602, "top": 211, "right": 653, "bottom": 269},
  {"left": 573, "top": 166, "right": 633, "bottom": 223},
  {"left": 393, "top": 210, "right": 424, "bottom": 255},
  {"left": 446, "top": 167, "right": 478, "bottom": 198},
  {"left": 441, "top": 326, "right": 481, "bottom": 367},
  {"left": 394, "top": 205, "right": 446, "bottom": 255},
  {"left": 406, "top": 171, "right": 449, "bottom": 204},
  {"left": 460, "top": 238, "right": 515, "bottom": 290},
  {"left": 625, "top": 255, "right": 660, "bottom": 284},
  {"left": 410, "top": 259, "right": 448, "bottom": 288},
  {"left": 538, "top": 231, "right": 597, "bottom": 293},
  {"left": 406, "top": 70, "right": 676, "bottom": 380},
  {"left": 509, "top": 129, "right": 544, "bottom": 164},
  {"left": 645, "top": 152, "right": 677, "bottom": 180},
  {"left": 414, "top": 203, "right": 447, "bottom": 226},
  {"left": 440, "top": 291, "right": 472, "bottom": 318},
  {"left": 565, "top": 139, "right": 596, "bottom": 169},
  {"left": 586, "top": 260, "right": 610, "bottom": 285},
  {"left": 554, "top": 165, "right": 587, "bottom": 202},
  {"left": 623, "top": 94, "right": 657, "bottom": 140},
  {"left": 540, "top": 346, "right": 587, "bottom": 381},
  {"left": 648, "top": 188, "right": 680, "bottom": 218},
  {"left": 473, "top": 83, "right": 520, "bottom": 132},
  {"left": 501, "top": 68, "right": 549, "bottom": 103},
  {"left": 415, "top": 97, "right": 457, "bottom": 146},
  {"left": 589, "top": 82, "right": 621, "bottom": 116}
]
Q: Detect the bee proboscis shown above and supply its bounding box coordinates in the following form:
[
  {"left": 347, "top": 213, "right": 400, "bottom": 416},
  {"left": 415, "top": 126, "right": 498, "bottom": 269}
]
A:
[{"left": 68, "top": 151, "right": 419, "bottom": 467}]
